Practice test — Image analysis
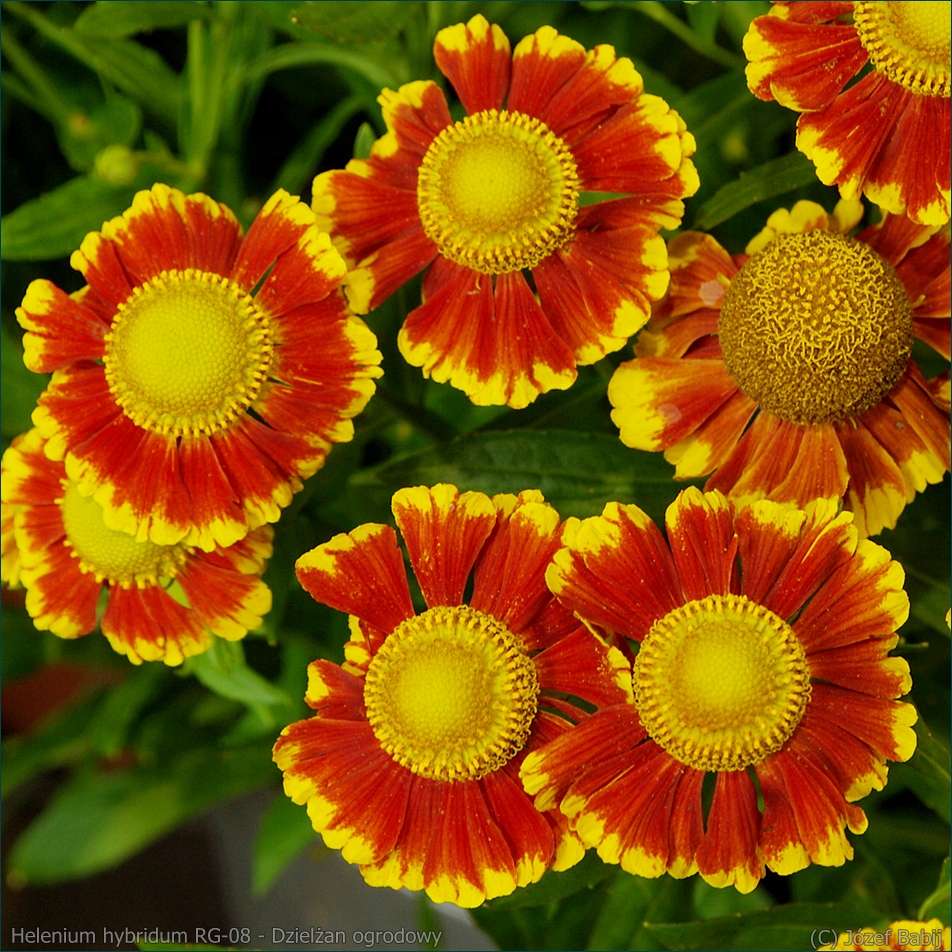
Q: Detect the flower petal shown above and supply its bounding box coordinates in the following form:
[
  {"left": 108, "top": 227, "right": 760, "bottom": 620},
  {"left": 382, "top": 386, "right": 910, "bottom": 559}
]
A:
[
  {"left": 547, "top": 502, "right": 683, "bottom": 641},
  {"left": 17, "top": 281, "right": 107, "bottom": 373},
  {"left": 296, "top": 523, "right": 415, "bottom": 635},
  {"left": 392, "top": 484, "right": 496, "bottom": 607},
  {"left": 434, "top": 14, "right": 511, "bottom": 114}
]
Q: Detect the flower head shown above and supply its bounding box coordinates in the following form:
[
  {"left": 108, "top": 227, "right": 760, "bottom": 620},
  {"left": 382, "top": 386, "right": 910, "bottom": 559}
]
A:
[
  {"left": 821, "top": 920, "right": 950, "bottom": 950},
  {"left": 313, "top": 14, "right": 698, "bottom": 408},
  {"left": 17, "top": 184, "right": 383, "bottom": 551},
  {"left": 521, "top": 488, "right": 916, "bottom": 893},
  {"left": 609, "top": 200, "right": 950, "bottom": 537},
  {"left": 744, "top": 1, "right": 951, "bottom": 225},
  {"left": 273, "top": 485, "right": 630, "bottom": 906},
  {"left": 1, "top": 429, "right": 272, "bottom": 665}
]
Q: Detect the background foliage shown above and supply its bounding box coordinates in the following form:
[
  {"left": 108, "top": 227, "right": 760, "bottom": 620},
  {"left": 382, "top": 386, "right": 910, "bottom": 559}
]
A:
[{"left": 1, "top": 2, "right": 949, "bottom": 949}]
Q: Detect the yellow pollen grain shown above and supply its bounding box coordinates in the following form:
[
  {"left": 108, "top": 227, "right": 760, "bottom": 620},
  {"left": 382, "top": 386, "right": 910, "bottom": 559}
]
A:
[
  {"left": 718, "top": 230, "right": 913, "bottom": 425},
  {"left": 103, "top": 269, "right": 274, "bottom": 437},
  {"left": 363, "top": 604, "right": 539, "bottom": 782},
  {"left": 60, "top": 481, "right": 184, "bottom": 585},
  {"left": 417, "top": 109, "right": 580, "bottom": 275},
  {"left": 854, "top": 1, "right": 951, "bottom": 97},
  {"left": 634, "top": 594, "right": 811, "bottom": 772}
]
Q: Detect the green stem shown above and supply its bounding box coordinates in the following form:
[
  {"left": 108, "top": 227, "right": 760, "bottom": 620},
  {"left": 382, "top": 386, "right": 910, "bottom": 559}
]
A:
[
  {"left": 0, "top": 29, "right": 75, "bottom": 125},
  {"left": 632, "top": 1, "right": 744, "bottom": 71}
]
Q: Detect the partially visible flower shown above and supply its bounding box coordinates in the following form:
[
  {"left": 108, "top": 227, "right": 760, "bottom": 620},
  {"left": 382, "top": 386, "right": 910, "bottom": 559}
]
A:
[
  {"left": 17, "top": 184, "right": 382, "bottom": 551},
  {"left": 744, "top": 1, "right": 950, "bottom": 225},
  {"left": 313, "top": 14, "right": 698, "bottom": 408},
  {"left": 273, "top": 485, "right": 630, "bottom": 906},
  {"left": 1, "top": 429, "right": 272, "bottom": 666},
  {"left": 609, "top": 200, "right": 950, "bottom": 537},
  {"left": 821, "top": 919, "right": 950, "bottom": 950},
  {"left": 522, "top": 488, "right": 916, "bottom": 893}
]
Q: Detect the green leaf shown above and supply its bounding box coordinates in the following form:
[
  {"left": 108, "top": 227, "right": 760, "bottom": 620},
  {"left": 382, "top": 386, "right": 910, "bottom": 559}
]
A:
[
  {"left": 241, "top": 41, "right": 399, "bottom": 93},
  {"left": 188, "top": 641, "right": 291, "bottom": 709},
  {"left": 919, "top": 856, "right": 951, "bottom": 923},
  {"left": 586, "top": 874, "right": 659, "bottom": 950},
  {"left": 1, "top": 323, "right": 48, "bottom": 437},
  {"left": 362, "top": 429, "right": 697, "bottom": 522},
  {"left": 58, "top": 93, "right": 142, "bottom": 171},
  {"left": 252, "top": 789, "right": 318, "bottom": 896},
  {"left": 74, "top": 1, "right": 210, "bottom": 38},
  {"left": 6, "top": 744, "right": 275, "bottom": 885},
  {"left": 289, "top": 1, "right": 418, "bottom": 43},
  {"left": 899, "top": 714, "right": 952, "bottom": 823},
  {"left": 643, "top": 900, "right": 878, "bottom": 951},
  {"left": 0, "top": 175, "right": 138, "bottom": 262},
  {"left": 483, "top": 850, "right": 616, "bottom": 909},
  {"left": 691, "top": 152, "right": 820, "bottom": 231}
]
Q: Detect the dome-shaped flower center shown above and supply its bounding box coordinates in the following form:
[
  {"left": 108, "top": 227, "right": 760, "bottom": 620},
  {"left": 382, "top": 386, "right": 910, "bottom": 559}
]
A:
[
  {"left": 417, "top": 109, "right": 580, "bottom": 275},
  {"left": 363, "top": 604, "right": 539, "bottom": 782},
  {"left": 718, "top": 230, "right": 913, "bottom": 425},
  {"left": 854, "top": 1, "right": 951, "bottom": 97},
  {"left": 60, "top": 481, "right": 185, "bottom": 584},
  {"left": 103, "top": 268, "right": 274, "bottom": 437},
  {"left": 634, "top": 594, "right": 811, "bottom": 772}
]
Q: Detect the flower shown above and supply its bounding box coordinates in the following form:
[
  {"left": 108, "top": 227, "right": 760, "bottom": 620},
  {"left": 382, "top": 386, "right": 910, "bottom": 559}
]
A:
[
  {"left": 521, "top": 487, "right": 917, "bottom": 893},
  {"left": 17, "top": 184, "right": 383, "bottom": 551},
  {"left": 1, "top": 429, "right": 273, "bottom": 665},
  {"left": 608, "top": 200, "right": 951, "bottom": 537},
  {"left": 821, "top": 920, "right": 950, "bottom": 950},
  {"left": 272, "top": 484, "right": 631, "bottom": 906},
  {"left": 744, "top": 1, "right": 951, "bottom": 226},
  {"left": 312, "top": 14, "right": 698, "bottom": 408}
]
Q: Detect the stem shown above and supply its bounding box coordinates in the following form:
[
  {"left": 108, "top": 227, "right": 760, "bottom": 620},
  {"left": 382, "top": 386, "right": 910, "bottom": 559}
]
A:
[{"left": 632, "top": 1, "right": 744, "bottom": 71}]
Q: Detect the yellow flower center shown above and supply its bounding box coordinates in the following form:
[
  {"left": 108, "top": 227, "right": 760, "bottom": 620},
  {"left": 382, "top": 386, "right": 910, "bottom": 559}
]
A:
[
  {"left": 634, "top": 594, "right": 811, "bottom": 772},
  {"left": 363, "top": 604, "right": 539, "bottom": 782},
  {"left": 854, "top": 1, "right": 951, "bottom": 97},
  {"left": 718, "top": 230, "right": 913, "bottom": 425},
  {"left": 417, "top": 109, "right": 580, "bottom": 275},
  {"left": 60, "top": 481, "right": 185, "bottom": 584},
  {"left": 103, "top": 268, "right": 274, "bottom": 437}
]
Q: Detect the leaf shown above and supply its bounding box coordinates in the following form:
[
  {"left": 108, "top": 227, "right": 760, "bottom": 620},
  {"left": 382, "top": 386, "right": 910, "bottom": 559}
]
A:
[
  {"left": 691, "top": 152, "right": 820, "bottom": 231},
  {"left": 586, "top": 874, "right": 660, "bottom": 950},
  {"left": 252, "top": 789, "right": 318, "bottom": 896},
  {"left": 58, "top": 93, "right": 142, "bottom": 171},
  {"left": 919, "top": 856, "right": 951, "bottom": 923},
  {"left": 482, "top": 850, "right": 616, "bottom": 909},
  {"left": 1, "top": 323, "right": 48, "bottom": 436},
  {"left": 74, "top": 1, "right": 210, "bottom": 38},
  {"left": 6, "top": 744, "right": 275, "bottom": 885},
  {"left": 362, "top": 429, "right": 697, "bottom": 522},
  {"left": 289, "top": 1, "right": 418, "bottom": 43},
  {"left": 643, "top": 900, "right": 878, "bottom": 951},
  {"left": 899, "top": 714, "right": 951, "bottom": 823},
  {"left": 188, "top": 641, "right": 291, "bottom": 709},
  {"left": 0, "top": 175, "right": 138, "bottom": 261}
]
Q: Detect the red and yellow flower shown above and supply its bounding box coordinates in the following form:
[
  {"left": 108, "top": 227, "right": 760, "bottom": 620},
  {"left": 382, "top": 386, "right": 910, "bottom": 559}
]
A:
[
  {"left": 313, "top": 14, "right": 698, "bottom": 408},
  {"left": 273, "top": 484, "right": 631, "bottom": 906},
  {"left": 521, "top": 488, "right": 916, "bottom": 893},
  {"left": 744, "top": 2, "right": 950, "bottom": 225},
  {"left": 1, "top": 429, "right": 272, "bottom": 666},
  {"left": 609, "top": 200, "right": 950, "bottom": 537},
  {"left": 17, "top": 184, "right": 383, "bottom": 552},
  {"left": 822, "top": 919, "right": 950, "bottom": 950}
]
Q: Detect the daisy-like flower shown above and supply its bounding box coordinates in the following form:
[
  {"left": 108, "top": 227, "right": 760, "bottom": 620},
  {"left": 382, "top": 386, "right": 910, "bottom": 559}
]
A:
[
  {"left": 609, "top": 200, "right": 951, "bottom": 537},
  {"left": 17, "top": 184, "right": 383, "bottom": 551},
  {"left": 521, "top": 488, "right": 917, "bottom": 893},
  {"left": 821, "top": 920, "right": 950, "bottom": 950},
  {"left": 1, "top": 429, "right": 273, "bottom": 666},
  {"left": 744, "top": 1, "right": 951, "bottom": 226},
  {"left": 312, "top": 14, "right": 698, "bottom": 408},
  {"left": 273, "top": 484, "right": 631, "bottom": 906}
]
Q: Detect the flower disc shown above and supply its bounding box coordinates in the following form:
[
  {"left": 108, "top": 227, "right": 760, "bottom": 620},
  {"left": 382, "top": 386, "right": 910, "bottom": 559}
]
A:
[
  {"left": 417, "top": 109, "right": 580, "bottom": 275},
  {"left": 363, "top": 604, "right": 539, "bottom": 781},
  {"left": 718, "top": 230, "right": 913, "bottom": 425}
]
